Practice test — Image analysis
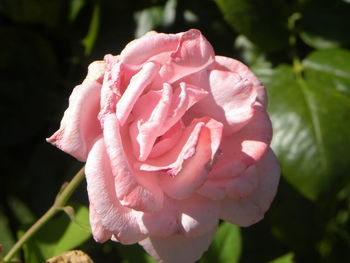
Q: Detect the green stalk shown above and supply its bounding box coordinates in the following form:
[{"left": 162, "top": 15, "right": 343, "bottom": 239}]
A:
[{"left": 2, "top": 167, "right": 85, "bottom": 263}]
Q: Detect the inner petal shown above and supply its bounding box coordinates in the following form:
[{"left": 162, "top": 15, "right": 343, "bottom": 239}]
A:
[{"left": 129, "top": 82, "right": 207, "bottom": 162}]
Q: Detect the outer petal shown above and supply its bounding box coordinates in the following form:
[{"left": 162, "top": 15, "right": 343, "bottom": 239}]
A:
[
  {"left": 214, "top": 56, "right": 267, "bottom": 107},
  {"left": 184, "top": 67, "right": 257, "bottom": 136},
  {"left": 89, "top": 203, "right": 112, "bottom": 243},
  {"left": 120, "top": 29, "right": 215, "bottom": 83},
  {"left": 209, "top": 104, "right": 272, "bottom": 178},
  {"left": 85, "top": 137, "right": 145, "bottom": 244},
  {"left": 219, "top": 149, "right": 280, "bottom": 227},
  {"left": 139, "top": 227, "right": 216, "bottom": 263},
  {"left": 47, "top": 62, "right": 104, "bottom": 161},
  {"left": 103, "top": 114, "right": 164, "bottom": 212},
  {"left": 139, "top": 194, "right": 219, "bottom": 238},
  {"left": 197, "top": 165, "right": 259, "bottom": 200}
]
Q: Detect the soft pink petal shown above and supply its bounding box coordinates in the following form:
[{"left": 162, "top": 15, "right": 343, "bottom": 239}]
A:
[
  {"left": 138, "top": 120, "right": 204, "bottom": 174},
  {"left": 129, "top": 83, "right": 172, "bottom": 161},
  {"left": 120, "top": 29, "right": 215, "bottom": 83},
  {"left": 85, "top": 137, "right": 145, "bottom": 244},
  {"left": 47, "top": 62, "right": 104, "bottom": 161},
  {"left": 184, "top": 67, "right": 257, "bottom": 136},
  {"left": 197, "top": 165, "right": 259, "bottom": 200},
  {"left": 89, "top": 204, "right": 112, "bottom": 242},
  {"left": 148, "top": 121, "right": 184, "bottom": 158},
  {"left": 98, "top": 55, "right": 122, "bottom": 124},
  {"left": 161, "top": 82, "right": 208, "bottom": 133},
  {"left": 219, "top": 149, "right": 280, "bottom": 227},
  {"left": 103, "top": 114, "right": 164, "bottom": 212},
  {"left": 159, "top": 119, "right": 223, "bottom": 200},
  {"left": 120, "top": 32, "right": 181, "bottom": 67},
  {"left": 209, "top": 104, "right": 272, "bottom": 178},
  {"left": 116, "top": 61, "right": 161, "bottom": 126},
  {"left": 159, "top": 29, "right": 215, "bottom": 83},
  {"left": 140, "top": 195, "right": 219, "bottom": 238},
  {"left": 129, "top": 82, "right": 207, "bottom": 161},
  {"left": 214, "top": 55, "right": 267, "bottom": 108},
  {"left": 139, "top": 227, "right": 216, "bottom": 263}
]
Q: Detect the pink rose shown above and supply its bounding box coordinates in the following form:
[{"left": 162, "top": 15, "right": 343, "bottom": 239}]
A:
[{"left": 47, "top": 29, "right": 280, "bottom": 263}]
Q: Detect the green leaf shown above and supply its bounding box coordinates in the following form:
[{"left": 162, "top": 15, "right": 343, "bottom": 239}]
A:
[
  {"left": 7, "top": 197, "right": 36, "bottom": 226},
  {"left": 214, "top": 0, "right": 290, "bottom": 51},
  {"left": 23, "top": 204, "right": 91, "bottom": 262},
  {"left": 0, "top": 212, "right": 15, "bottom": 255},
  {"left": 82, "top": 4, "right": 100, "bottom": 55},
  {"left": 264, "top": 48, "right": 350, "bottom": 200},
  {"left": 69, "top": 0, "right": 87, "bottom": 22},
  {"left": 200, "top": 222, "right": 241, "bottom": 263},
  {"left": 269, "top": 252, "right": 295, "bottom": 263}
]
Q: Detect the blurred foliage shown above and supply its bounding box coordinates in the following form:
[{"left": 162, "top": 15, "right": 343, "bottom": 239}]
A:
[{"left": 0, "top": 0, "right": 349, "bottom": 262}]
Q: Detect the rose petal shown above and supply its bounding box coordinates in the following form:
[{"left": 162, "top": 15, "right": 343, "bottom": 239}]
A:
[
  {"left": 116, "top": 61, "right": 161, "bottom": 126},
  {"left": 89, "top": 204, "right": 112, "bottom": 243},
  {"left": 197, "top": 164, "right": 259, "bottom": 200},
  {"left": 139, "top": 118, "right": 222, "bottom": 181},
  {"left": 47, "top": 62, "right": 104, "bottom": 161},
  {"left": 159, "top": 119, "right": 223, "bottom": 200},
  {"left": 148, "top": 121, "right": 185, "bottom": 158},
  {"left": 120, "top": 29, "right": 215, "bottom": 83},
  {"left": 85, "top": 137, "right": 145, "bottom": 244},
  {"left": 209, "top": 104, "right": 272, "bottom": 178},
  {"left": 130, "top": 82, "right": 207, "bottom": 161},
  {"left": 139, "top": 227, "right": 216, "bottom": 263},
  {"left": 184, "top": 67, "right": 257, "bottom": 136},
  {"left": 219, "top": 149, "right": 280, "bottom": 227},
  {"left": 103, "top": 114, "right": 163, "bottom": 212},
  {"left": 214, "top": 56, "right": 267, "bottom": 108},
  {"left": 129, "top": 83, "right": 172, "bottom": 161},
  {"left": 137, "top": 195, "right": 219, "bottom": 238}
]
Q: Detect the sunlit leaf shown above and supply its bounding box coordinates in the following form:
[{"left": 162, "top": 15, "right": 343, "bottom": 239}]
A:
[
  {"left": 269, "top": 252, "right": 295, "bottom": 263},
  {"left": 69, "top": 0, "right": 87, "bottom": 22},
  {"left": 23, "top": 204, "right": 91, "bottom": 262},
  {"left": 264, "top": 48, "right": 350, "bottom": 200},
  {"left": 82, "top": 4, "right": 100, "bottom": 55}
]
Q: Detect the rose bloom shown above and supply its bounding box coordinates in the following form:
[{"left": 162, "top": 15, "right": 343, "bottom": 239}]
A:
[{"left": 48, "top": 29, "right": 280, "bottom": 263}]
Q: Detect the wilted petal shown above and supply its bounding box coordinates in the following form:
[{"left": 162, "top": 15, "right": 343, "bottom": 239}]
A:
[
  {"left": 219, "top": 149, "right": 280, "bottom": 226},
  {"left": 47, "top": 62, "right": 104, "bottom": 161}
]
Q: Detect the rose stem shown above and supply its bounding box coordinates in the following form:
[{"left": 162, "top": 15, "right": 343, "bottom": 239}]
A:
[{"left": 2, "top": 167, "right": 85, "bottom": 263}]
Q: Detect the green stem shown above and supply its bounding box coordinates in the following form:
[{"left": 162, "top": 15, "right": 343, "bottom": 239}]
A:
[{"left": 2, "top": 167, "right": 85, "bottom": 263}]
